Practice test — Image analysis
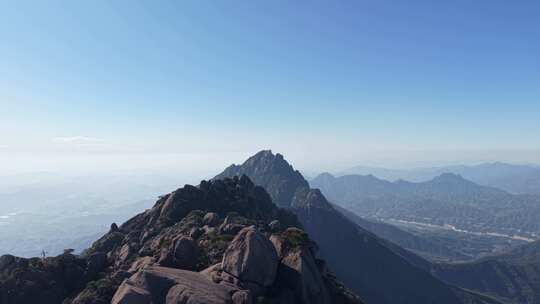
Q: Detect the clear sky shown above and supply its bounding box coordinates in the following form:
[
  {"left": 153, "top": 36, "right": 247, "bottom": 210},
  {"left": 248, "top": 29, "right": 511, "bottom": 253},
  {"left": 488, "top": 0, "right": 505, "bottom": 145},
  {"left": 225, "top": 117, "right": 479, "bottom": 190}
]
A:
[{"left": 1, "top": 1, "right": 539, "bottom": 175}]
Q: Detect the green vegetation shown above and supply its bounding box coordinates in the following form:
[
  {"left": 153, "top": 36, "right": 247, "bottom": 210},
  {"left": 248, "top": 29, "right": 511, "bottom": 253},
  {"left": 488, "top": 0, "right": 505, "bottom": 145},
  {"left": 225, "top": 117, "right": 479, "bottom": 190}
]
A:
[{"left": 282, "top": 228, "right": 310, "bottom": 249}]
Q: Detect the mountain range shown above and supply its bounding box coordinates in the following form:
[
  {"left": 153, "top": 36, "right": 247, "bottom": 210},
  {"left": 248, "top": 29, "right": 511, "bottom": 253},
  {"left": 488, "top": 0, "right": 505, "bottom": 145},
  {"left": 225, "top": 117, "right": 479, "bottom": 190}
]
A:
[
  {"left": 310, "top": 170, "right": 540, "bottom": 303},
  {"left": 311, "top": 172, "right": 540, "bottom": 243},
  {"left": 337, "top": 162, "right": 540, "bottom": 195}
]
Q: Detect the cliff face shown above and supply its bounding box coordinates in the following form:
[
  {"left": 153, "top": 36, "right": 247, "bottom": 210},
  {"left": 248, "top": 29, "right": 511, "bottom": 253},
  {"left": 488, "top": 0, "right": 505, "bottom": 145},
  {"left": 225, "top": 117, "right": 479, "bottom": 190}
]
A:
[{"left": 0, "top": 175, "right": 361, "bottom": 304}]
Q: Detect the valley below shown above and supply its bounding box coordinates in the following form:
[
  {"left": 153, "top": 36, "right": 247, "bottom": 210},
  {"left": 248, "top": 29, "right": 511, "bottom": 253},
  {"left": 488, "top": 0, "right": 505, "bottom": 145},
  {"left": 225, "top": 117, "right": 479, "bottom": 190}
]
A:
[
  {"left": 311, "top": 171, "right": 540, "bottom": 262},
  {"left": 384, "top": 217, "right": 533, "bottom": 261},
  {"left": 387, "top": 218, "right": 535, "bottom": 242}
]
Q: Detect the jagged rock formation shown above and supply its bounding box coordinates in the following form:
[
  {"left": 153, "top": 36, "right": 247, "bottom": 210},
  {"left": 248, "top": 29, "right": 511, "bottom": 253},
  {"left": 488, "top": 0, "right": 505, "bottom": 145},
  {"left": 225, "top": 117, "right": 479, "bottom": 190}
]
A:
[
  {"left": 0, "top": 175, "right": 361, "bottom": 304},
  {"left": 220, "top": 226, "right": 278, "bottom": 289},
  {"left": 0, "top": 252, "right": 103, "bottom": 304},
  {"left": 215, "top": 150, "right": 502, "bottom": 304}
]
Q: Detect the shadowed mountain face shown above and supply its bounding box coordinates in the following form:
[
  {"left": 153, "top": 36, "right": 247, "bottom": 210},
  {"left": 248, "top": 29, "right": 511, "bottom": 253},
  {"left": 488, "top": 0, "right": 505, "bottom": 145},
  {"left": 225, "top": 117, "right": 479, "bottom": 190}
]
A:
[
  {"left": 215, "top": 150, "right": 496, "bottom": 304},
  {"left": 310, "top": 172, "right": 540, "bottom": 242},
  {"left": 0, "top": 175, "right": 361, "bottom": 304}
]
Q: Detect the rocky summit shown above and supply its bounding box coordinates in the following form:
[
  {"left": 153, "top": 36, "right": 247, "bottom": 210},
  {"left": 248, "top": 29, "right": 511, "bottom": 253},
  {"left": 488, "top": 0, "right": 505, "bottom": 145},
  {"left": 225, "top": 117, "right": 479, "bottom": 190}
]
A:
[
  {"left": 0, "top": 175, "right": 361, "bottom": 304},
  {"left": 215, "top": 151, "right": 311, "bottom": 208}
]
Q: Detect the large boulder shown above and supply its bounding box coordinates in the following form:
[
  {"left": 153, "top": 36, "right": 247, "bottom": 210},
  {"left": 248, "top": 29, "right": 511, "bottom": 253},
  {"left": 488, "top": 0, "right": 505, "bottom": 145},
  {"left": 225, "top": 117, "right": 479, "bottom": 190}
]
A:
[
  {"left": 165, "top": 273, "right": 239, "bottom": 304},
  {"left": 111, "top": 280, "right": 152, "bottom": 304},
  {"left": 128, "top": 256, "right": 156, "bottom": 274},
  {"left": 271, "top": 229, "right": 331, "bottom": 304},
  {"left": 158, "top": 236, "right": 199, "bottom": 270},
  {"left": 171, "top": 236, "right": 199, "bottom": 270},
  {"left": 111, "top": 266, "right": 247, "bottom": 304},
  {"left": 221, "top": 226, "right": 279, "bottom": 289},
  {"left": 279, "top": 249, "right": 330, "bottom": 304}
]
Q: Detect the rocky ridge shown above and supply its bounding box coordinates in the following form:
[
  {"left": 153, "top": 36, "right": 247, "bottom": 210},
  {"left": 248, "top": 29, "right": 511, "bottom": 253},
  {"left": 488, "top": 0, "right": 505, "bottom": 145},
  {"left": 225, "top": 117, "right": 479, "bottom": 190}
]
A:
[{"left": 0, "top": 175, "right": 361, "bottom": 304}]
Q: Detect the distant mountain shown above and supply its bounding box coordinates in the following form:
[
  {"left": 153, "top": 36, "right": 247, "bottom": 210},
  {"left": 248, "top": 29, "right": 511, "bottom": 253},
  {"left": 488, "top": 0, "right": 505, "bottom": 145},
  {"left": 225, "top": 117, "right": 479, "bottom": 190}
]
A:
[
  {"left": 310, "top": 172, "right": 540, "bottom": 244},
  {"left": 433, "top": 240, "right": 540, "bottom": 304},
  {"left": 338, "top": 162, "right": 540, "bottom": 195},
  {"left": 216, "top": 150, "right": 495, "bottom": 304}
]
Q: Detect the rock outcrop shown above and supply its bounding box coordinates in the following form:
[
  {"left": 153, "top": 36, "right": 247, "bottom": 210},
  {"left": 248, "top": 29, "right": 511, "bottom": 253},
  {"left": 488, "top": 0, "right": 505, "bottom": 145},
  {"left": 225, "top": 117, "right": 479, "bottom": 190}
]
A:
[
  {"left": 158, "top": 236, "right": 199, "bottom": 270},
  {"left": 0, "top": 251, "right": 106, "bottom": 304},
  {"left": 111, "top": 223, "right": 360, "bottom": 304},
  {"left": 271, "top": 228, "right": 331, "bottom": 304},
  {"left": 221, "top": 226, "right": 278, "bottom": 291},
  {"left": 113, "top": 266, "right": 241, "bottom": 304},
  {"left": 111, "top": 220, "right": 363, "bottom": 304}
]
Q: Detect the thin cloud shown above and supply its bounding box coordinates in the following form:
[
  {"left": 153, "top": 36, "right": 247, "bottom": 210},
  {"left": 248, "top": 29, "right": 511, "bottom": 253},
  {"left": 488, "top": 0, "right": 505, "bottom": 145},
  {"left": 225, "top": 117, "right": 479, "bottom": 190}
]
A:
[{"left": 52, "top": 136, "right": 105, "bottom": 145}]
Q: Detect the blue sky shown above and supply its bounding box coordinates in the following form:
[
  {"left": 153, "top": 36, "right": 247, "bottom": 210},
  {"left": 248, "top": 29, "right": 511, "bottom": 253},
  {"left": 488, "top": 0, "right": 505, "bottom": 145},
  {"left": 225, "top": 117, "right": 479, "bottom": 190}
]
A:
[{"left": 1, "top": 1, "right": 539, "bottom": 174}]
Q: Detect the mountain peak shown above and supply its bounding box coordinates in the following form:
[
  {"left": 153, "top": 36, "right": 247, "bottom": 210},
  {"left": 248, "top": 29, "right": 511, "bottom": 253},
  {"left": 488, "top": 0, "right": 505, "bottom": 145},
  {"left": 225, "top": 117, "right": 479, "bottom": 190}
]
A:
[
  {"left": 214, "top": 150, "right": 309, "bottom": 207},
  {"left": 252, "top": 149, "right": 275, "bottom": 159}
]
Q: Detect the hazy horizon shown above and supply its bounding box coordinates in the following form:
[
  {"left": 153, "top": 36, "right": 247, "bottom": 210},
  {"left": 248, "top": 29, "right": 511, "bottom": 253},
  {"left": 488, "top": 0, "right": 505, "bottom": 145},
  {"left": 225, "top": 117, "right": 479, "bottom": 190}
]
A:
[{"left": 1, "top": 149, "right": 539, "bottom": 180}]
